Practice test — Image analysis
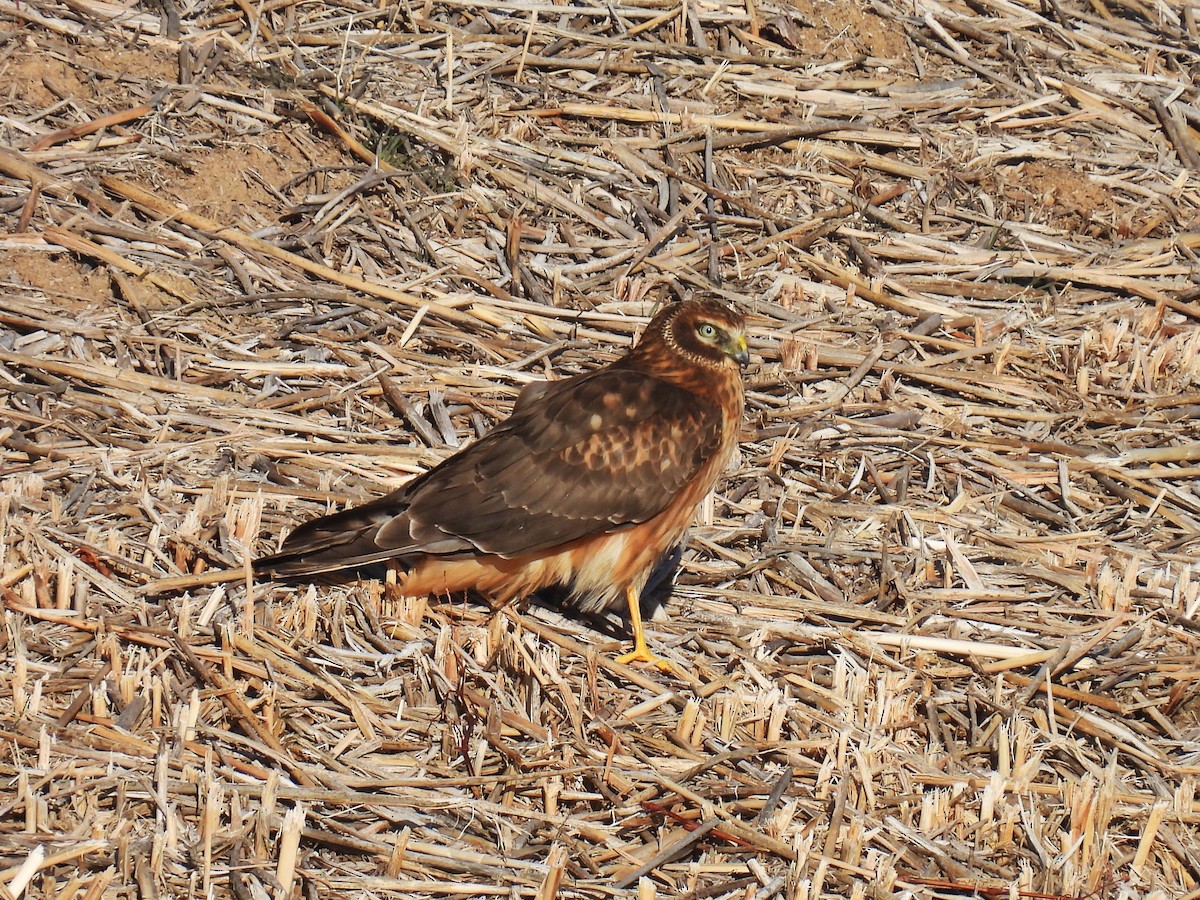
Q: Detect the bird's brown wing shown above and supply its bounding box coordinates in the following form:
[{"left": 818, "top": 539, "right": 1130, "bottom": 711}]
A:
[{"left": 257, "top": 368, "right": 724, "bottom": 575}]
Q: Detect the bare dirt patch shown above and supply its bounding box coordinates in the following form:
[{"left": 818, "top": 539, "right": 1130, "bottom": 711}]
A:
[
  {"left": 758, "top": 0, "right": 912, "bottom": 59},
  {"left": 164, "top": 137, "right": 308, "bottom": 225},
  {"left": 1, "top": 250, "right": 108, "bottom": 305},
  {"left": 1004, "top": 159, "right": 1122, "bottom": 236}
]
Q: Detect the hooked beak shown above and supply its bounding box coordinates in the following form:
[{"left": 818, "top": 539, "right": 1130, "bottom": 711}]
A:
[{"left": 729, "top": 333, "right": 750, "bottom": 368}]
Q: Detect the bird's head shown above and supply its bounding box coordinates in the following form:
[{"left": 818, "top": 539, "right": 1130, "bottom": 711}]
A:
[{"left": 637, "top": 299, "right": 749, "bottom": 374}]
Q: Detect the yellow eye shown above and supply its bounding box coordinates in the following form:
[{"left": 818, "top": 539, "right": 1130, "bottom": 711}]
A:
[{"left": 698, "top": 322, "right": 718, "bottom": 339}]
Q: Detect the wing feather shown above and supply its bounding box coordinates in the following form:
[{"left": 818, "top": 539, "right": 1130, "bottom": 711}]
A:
[{"left": 259, "top": 367, "right": 725, "bottom": 576}]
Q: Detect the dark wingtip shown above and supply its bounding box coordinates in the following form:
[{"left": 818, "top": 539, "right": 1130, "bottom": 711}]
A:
[
  {"left": 253, "top": 550, "right": 392, "bottom": 583},
  {"left": 252, "top": 519, "right": 411, "bottom": 581},
  {"left": 251, "top": 549, "right": 316, "bottom": 581},
  {"left": 251, "top": 488, "right": 416, "bottom": 581}
]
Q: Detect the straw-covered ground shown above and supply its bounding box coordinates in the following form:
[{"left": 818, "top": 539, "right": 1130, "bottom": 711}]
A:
[{"left": 3, "top": 0, "right": 1200, "bottom": 896}]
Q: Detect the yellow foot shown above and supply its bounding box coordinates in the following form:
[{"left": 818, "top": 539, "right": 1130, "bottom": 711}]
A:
[
  {"left": 615, "top": 646, "right": 677, "bottom": 673},
  {"left": 618, "top": 585, "right": 676, "bottom": 673}
]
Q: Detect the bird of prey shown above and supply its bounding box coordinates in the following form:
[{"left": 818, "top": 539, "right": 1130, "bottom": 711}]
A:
[{"left": 256, "top": 299, "right": 749, "bottom": 669}]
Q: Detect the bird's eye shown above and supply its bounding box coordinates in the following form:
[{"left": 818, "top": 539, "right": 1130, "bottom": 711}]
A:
[{"left": 697, "top": 322, "right": 718, "bottom": 339}]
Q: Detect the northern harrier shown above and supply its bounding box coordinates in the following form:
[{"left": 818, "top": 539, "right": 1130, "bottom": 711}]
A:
[{"left": 256, "top": 299, "right": 749, "bottom": 669}]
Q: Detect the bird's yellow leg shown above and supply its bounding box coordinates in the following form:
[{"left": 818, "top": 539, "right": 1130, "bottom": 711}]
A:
[{"left": 615, "top": 585, "right": 675, "bottom": 672}]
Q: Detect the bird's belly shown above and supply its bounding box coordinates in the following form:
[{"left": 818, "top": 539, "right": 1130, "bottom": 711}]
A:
[{"left": 399, "top": 552, "right": 570, "bottom": 602}]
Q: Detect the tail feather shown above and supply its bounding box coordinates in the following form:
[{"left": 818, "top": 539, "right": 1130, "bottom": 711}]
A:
[
  {"left": 254, "top": 541, "right": 406, "bottom": 579},
  {"left": 254, "top": 494, "right": 409, "bottom": 579}
]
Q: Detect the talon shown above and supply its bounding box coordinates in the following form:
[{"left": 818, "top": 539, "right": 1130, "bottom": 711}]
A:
[{"left": 615, "top": 646, "right": 677, "bottom": 673}]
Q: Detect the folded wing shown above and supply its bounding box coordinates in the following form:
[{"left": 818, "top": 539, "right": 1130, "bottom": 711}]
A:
[{"left": 256, "top": 367, "right": 722, "bottom": 577}]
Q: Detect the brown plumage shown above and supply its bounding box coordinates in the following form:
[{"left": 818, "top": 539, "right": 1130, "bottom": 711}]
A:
[{"left": 255, "top": 299, "right": 749, "bottom": 668}]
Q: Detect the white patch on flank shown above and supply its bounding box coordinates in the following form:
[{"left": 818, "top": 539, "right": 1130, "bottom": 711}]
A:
[{"left": 569, "top": 531, "right": 633, "bottom": 612}]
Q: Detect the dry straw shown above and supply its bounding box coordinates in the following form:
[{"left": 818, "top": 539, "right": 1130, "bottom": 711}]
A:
[{"left": 2, "top": 0, "right": 1200, "bottom": 897}]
